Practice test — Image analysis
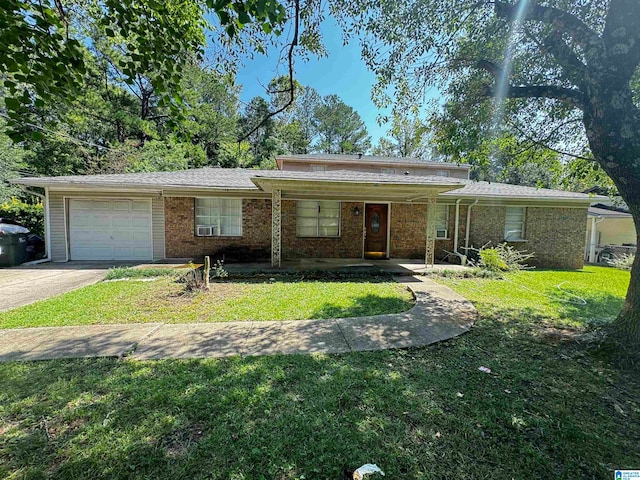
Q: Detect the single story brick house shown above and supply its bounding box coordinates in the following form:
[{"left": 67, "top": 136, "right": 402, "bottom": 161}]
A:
[{"left": 14, "top": 154, "right": 599, "bottom": 269}]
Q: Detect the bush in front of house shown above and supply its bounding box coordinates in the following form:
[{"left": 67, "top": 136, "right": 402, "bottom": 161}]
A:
[
  {"left": 478, "top": 243, "right": 534, "bottom": 272},
  {"left": 0, "top": 197, "right": 44, "bottom": 237},
  {"left": 608, "top": 253, "right": 635, "bottom": 271}
]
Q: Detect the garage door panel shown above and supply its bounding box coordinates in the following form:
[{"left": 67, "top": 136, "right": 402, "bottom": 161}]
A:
[
  {"left": 93, "top": 201, "right": 112, "bottom": 211},
  {"left": 69, "top": 199, "right": 152, "bottom": 261},
  {"left": 132, "top": 201, "right": 151, "bottom": 212},
  {"left": 112, "top": 216, "right": 132, "bottom": 228},
  {"left": 131, "top": 215, "right": 150, "bottom": 228}
]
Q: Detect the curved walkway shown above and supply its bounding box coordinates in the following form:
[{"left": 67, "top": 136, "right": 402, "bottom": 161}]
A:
[{"left": 0, "top": 276, "right": 477, "bottom": 362}]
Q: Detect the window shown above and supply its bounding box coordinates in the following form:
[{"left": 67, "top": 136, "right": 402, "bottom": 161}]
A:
[
  {"left": 195, "top": 198, "right": 242, "bottom": 237},
  {"left": 435, "top": 205, "right": 449, "bottom": 239},
  {"left": 296, "top": 201, "right": 340, "bottom": 237},
  {"left": 504, "top": 206, "right": 526, "bottom": 241},
  {"left": 310, "top": 165, "right": 326, "bottom": 172},
  {"left": 434, "top": 170, "right": 450, "bottom": 177},
  {"left": 381, "top": 168, "right": 396, "bottom": 174}
]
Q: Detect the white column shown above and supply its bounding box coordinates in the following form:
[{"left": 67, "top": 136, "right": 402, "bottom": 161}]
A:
[
  {"left": 425, "top": 195, "right": 436, "bottom": 267},
  {"left": 588, "top": 216, "right": 598, "bottom": 263},
  {"left": 271, "top": 189, "right": 282, "bottom": 267}
]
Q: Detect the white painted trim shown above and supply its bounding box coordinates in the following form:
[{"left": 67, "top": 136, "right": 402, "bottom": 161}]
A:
[
  {"left": 44, "top": 186, "right": 51, "bottom": 262},
  {"left": 63, "top": 197, "right": 69, "bottom": 262},
  {"left": 65, "top": 196, "right": 153, "bottom": 262}
]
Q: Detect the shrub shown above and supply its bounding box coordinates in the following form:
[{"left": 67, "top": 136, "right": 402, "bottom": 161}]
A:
[
  {"left": 477, "top": 243, "right": 534, "bottom": 272},
  {"left": 0, "top": 197, "right": 44, "bottom": 237},
  {"left": 479, "top": 248, "right": 508, "bottom": 271},
  {"left": 608, "top": 254, "right": 635, "bottom": 271}
]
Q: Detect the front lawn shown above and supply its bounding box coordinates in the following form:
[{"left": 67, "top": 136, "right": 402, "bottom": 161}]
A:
[
  {"left": 436, "top": 265, "right": 630, "bottom": 327},
  {"left": 1, "top": 266, "right": 638, "bottom": 479},
  {"left": 0, "top": 277, "right": 414, "bottom": 329}
]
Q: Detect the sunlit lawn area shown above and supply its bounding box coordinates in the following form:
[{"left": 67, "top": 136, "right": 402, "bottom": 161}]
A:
[
  {"left": 1, "top": 266, "right": 638, "bottom": 479},
  {"left": 0, "top": 277, "right": 414, "bottom": 329},
  {"left": 437, "top": 265, "right": 630, "bottom": 326}
]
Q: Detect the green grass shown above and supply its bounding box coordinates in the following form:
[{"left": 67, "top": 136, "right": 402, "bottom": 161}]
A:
[
  {"left": 1, "top": 266, "right": 638, "bottom": 479},
  {"left": 436, "top": 265, "right": 630, "bottom": 327},
  {"left": 0, "top": 279, "right": 414, "bottom": 328},
  {"left": 104, "top": 266, "right": 184, "bottom": 280}
]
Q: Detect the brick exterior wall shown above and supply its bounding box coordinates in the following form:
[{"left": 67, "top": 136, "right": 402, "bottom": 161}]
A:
[
  {"left": 390, "top": 203, "right": 426, "bottom": 258},
  {"left": 164, "top": 197, "right": 271, "bottom": 258},
  {"left": 281, "top": 200, "right": 363, "bottom": 259},
  {"left": 468, "top": 205, "right": 587, "bottom": 269},
  {"left": 164, "top": 197, "right": 587, "bottom": 269},
  {"left": 389, "top": 203, "right": 468, "bottom": 260}
]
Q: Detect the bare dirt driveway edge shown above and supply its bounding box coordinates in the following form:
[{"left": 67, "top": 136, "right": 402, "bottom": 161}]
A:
[{"left": 0, "top": 262, "right": 135, "bottom": 312}]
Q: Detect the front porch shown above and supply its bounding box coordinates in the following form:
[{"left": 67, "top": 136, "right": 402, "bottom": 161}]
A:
[
  {"left": 250, "top": 171, "right": 465, "bottom": 268},
  {"left": 221, "top": 258, "right": 471, "bottom": 275}
]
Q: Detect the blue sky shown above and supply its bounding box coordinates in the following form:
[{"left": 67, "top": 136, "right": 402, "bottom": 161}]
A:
[{"left": 234, "top": 17, "right": 391, "bottom": 145}]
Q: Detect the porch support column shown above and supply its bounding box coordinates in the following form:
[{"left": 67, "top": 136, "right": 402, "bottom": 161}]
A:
[
  {"left": 271, "top": 188, "right": 282, "bottom": 267},
  {"left": 425, "top": 195, "right": 437, "bottom": 268},
  {"left": 588, "top": 216, "right": 598, "bottom": 263}
]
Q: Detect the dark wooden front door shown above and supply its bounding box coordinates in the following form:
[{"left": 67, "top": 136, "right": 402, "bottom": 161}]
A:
[{"left": 364, "top": 204, "right": 388, "bottom": 259}]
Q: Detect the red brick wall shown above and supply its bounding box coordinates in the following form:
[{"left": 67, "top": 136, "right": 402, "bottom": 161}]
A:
[
  {"left": 164, "top": 197, "right": 271, "bottom": 258},
  {"left": 390, "top": 203, "right": 426, "bottom": 258},
  {"left": 281, "top": 200, "right": 363, "bottom": 259},
  {"left": 468, "top": 205, "right": 587, "bottom": 269}
]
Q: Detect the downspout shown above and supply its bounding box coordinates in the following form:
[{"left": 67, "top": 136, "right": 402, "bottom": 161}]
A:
[
  {"left": 17, "top": 185, "right": 51, "bottom": 264},
  {"left": 464, "top": 199, "right": 479, "bottom": 254},
  {"left": 588, "top": 215, "right": 605, "bottom": 263},
  {"left": 453, "top": 199, "right": 462, "bottom": 254}
]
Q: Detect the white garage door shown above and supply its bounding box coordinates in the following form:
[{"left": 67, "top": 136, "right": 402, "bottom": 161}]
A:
[{"left": 69, "top": 199, "right": 153, "bottom": 261}]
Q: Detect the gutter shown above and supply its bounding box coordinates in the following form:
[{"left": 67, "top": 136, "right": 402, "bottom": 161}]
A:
[
  {"left": 464, "top": 199, "right": 480, "bottom": 254},
  {"left": 454, "top": 199, "right": 462, "bottom": 254}
]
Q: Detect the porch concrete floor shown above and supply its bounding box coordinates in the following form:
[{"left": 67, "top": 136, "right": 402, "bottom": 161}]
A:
[
  {"left": 0, "top": 275, "right": 477, "bottom": 362},
  {"left": 223, "top": 258, "right": 471, "bottom": 275}
]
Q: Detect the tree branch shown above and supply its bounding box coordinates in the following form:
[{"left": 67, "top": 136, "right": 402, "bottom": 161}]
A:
[
  {"left": 495, "top": 1, "right": 601, "bottom": 51},
  {"left": 602, "top": 0, "right": 640, "bottom": 81},
  {"left": 477, "top": 61, "right": 585, "bottom": 109},
  {"left": 540, "top": 29, "right": 586, "bottom": 87},
  {"left": 494, "top": 84, "right": 585, "bottom": 109},
  {"left": 238, "top": 0, "right": 300, "bottom": 144}
]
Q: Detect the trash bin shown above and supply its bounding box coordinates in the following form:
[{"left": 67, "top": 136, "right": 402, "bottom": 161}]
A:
[{"left": 0, "top": 222, "right": 30, "bottom": 267}]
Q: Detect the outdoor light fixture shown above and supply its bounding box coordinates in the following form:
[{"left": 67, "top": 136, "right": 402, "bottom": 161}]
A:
[{"left": 353, "top": 206, "right": 361, "bottom": 216}]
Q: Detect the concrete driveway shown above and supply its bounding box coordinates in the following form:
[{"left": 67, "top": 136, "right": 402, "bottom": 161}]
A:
[{"left": 0, "top": 262, "right": 129, "bottom": 312}]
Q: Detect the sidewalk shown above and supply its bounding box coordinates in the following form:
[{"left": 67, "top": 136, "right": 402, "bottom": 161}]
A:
[{"left": 0, "top": 276, "right": 477, "bottom": 362}]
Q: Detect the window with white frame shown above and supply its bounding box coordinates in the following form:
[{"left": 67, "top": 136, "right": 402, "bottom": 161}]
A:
[
  {"left": 435, "top": 205, "right": 449, "bottom": 239},
  {"left": 381, "top": 168, "right": 396, "bottom": 174},
  {"left": 504, "top": 206, "right": 526, "bottom": 241},
  {"left": 296, "top": 200, "right": 340, "bottom": 237},
  {"left": 434, "top": 170, "right": 450, "bottom": 177},
  {"left": 195, "top": 198, "right": 242, "bottom": 237},
  {"left": 310, "top": 165, "right": 326, "bottom": 172}
]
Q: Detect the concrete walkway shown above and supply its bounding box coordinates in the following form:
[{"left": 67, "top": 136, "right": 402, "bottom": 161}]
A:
[
  {"left": 0, "top": 276, "right": 477, "bottom": 362},
  {"left": 0, "top": 262, "right": 122, "bottom": 312}
]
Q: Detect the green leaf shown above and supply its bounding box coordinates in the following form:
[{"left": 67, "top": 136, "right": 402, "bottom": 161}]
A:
[{"left": 4, "top": 97, "right": 20, "bottom": 111}]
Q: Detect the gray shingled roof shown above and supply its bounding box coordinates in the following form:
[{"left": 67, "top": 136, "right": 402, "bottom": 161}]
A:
[
  {"left": 15, "top": 168, "right": 258, "bottom": 189},
  {"left": 444, "top": 179, "right": 596, "bottom": 200},
  {"left": 277, "top": 154, "right": 470, "bottom": 169},
  {"left": 252, "top": 169, "right": 462, "bottom": 186},
  {"left": 13, "top": 167, "right": 598, "bottom": 201},
  {"left": 588, "top": 206, "right": 633, "bottom": 218}
]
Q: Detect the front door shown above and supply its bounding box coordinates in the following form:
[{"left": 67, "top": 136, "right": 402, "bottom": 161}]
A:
[{"left": 364, "top": 204, "right": 388, "bottom": 259}]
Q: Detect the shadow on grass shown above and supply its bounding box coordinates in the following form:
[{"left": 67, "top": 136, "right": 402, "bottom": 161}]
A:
[
  {"left": 308, "top": 293, "right": 414, "bottom": 319},
  {"left": 545, "top": 287, "right": 625, "bottom": 326},
  {"left": 1, "top": 318, "right": 639, "bottom": 480}
]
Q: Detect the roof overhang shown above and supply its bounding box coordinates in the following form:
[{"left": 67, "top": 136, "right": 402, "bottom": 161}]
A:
[
  {"left": 250, "top": 176, "right": 464, "bottom": 202},
  {"left": 275, "top": 155, "right": 471, "bottom": 171}
]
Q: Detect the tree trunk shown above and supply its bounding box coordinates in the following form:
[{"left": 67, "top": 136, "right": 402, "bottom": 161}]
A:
[
  {"left": 583, "top": 83, "right": 640, "bottom": 358},
  {"left": 612, "top": 234, "right": 640, "bottom": 354}
]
